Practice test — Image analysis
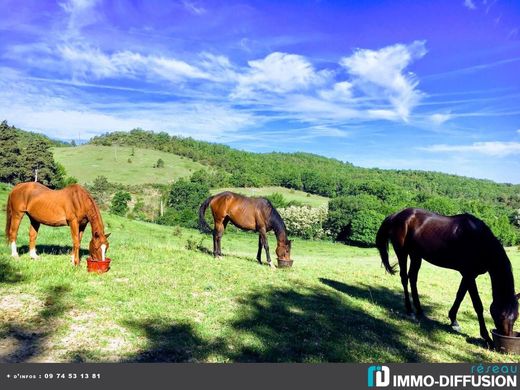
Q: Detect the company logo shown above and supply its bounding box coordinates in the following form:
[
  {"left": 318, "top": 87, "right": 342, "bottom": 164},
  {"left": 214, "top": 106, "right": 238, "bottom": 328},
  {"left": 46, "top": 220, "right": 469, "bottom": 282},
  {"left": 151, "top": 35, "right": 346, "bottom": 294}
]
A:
[{"left": 368, "top": 365, "right": 390, "bottom": 387}]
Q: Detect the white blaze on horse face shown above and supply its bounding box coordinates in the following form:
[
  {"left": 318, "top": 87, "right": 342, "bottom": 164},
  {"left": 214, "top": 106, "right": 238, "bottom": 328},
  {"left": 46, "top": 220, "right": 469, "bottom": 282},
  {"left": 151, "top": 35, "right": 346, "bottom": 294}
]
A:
[
  {"left": 101, "top": 244, "right": 106, "bottom": 261},
  {"left": 11, "top": 242, "right": 18, "bottom": 257}
]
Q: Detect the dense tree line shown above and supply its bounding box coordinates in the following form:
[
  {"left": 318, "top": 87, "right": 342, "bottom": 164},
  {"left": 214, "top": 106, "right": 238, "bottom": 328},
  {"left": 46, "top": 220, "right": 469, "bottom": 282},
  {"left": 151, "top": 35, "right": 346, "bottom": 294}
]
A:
[
  {"left": 0, "top": 121, "right": 69, "bottom": 188},
  {"left": 91, "top": 129, "right": 520, "bottom": 246}
]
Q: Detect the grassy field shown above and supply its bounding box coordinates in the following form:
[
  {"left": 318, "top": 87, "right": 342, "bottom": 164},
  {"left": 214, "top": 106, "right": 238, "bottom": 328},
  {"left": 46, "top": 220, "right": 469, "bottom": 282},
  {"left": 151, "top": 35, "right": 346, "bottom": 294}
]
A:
[
  {"left": 53, "top": 145, "right": 207, "bottom": 185},
  {"left": 212, "top": 187, "right": 329, "bottom": 208},
  {"left": 0, "top": 186, "right": 519, "bottom": 363}
]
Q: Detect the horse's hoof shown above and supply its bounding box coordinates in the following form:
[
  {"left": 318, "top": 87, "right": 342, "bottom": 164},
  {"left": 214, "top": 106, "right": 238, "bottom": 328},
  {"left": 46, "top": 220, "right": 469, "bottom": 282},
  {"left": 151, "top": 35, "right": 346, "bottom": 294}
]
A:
[
  {"left": 30, "top": 255, "right": 39, "bottom": 260},
  {"left": 216, "top": 256, "right": 222, "bottom": 260},
  {"left": 451, "top": 321, "right": 462, "bottom": 332},
  {"left": 269, "top": 263, "right": 276, "bottom": 269}
]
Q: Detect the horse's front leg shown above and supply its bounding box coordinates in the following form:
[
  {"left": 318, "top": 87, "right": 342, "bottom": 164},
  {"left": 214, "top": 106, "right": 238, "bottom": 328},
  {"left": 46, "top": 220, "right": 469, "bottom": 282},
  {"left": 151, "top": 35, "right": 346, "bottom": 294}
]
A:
[
  {"left": 408, "top": 256, "right": 423, "bottom": 317},
  {"left": 467, "top": 278, "right": 493, "bottom": 347},
  {"left": 28, "top": 219, "right": 40, "bottom": 259},
  {"left": 449, "top": 277, "right": 468, "bottom": 331},
  {"left": 69, "top": 219, "right": 81, "bottom": 266}
]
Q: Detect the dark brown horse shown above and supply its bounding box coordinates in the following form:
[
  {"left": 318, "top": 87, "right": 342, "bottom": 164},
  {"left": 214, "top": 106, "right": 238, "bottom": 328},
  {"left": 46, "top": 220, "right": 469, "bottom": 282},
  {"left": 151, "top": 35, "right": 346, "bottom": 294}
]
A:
[
  {"left": 5, "top": 182, "right": 110, "bottom": 265},
  {"left": 376, "top": 207, "right": 518, "bottom": 346},
  {"left": 198, "top": 192, "right": 291, "bottom": 267}
]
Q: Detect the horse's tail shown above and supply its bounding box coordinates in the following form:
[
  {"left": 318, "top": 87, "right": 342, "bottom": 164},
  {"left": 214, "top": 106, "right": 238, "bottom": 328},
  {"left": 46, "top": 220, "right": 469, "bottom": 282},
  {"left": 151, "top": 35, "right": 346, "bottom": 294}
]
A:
[
  {"left": 198, "top": 195, "right": 214, "bottom": 233},
  {"left": 5, "top": 192, "right": 12, "bottom": 243},
  {"left": 376, "top": 214, "right": 396, "bottom": 275}
]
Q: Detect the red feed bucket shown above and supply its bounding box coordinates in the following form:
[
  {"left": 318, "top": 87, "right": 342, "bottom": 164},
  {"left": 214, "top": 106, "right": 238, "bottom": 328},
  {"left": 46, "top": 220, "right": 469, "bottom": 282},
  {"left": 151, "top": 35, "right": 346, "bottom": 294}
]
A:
[{"left": 87, "top": 257, "right": 111, "bottom": 274}]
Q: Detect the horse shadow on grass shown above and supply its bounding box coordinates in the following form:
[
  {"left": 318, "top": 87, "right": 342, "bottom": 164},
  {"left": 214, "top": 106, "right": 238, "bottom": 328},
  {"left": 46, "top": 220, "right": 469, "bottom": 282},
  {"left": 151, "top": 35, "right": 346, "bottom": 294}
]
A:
[
  {"left": 319, "top": 278, "right": 491, "bottom": 360},
  {"left": 122, "top": 285, "right": 424, "bottom": 362},
  {"left": 17, "top": 245, "right": 89, "bottom": 258},
  {"left": 122, "top": 320, "right": 225, "bottom": 362},
  {"left": 118, "top": 280, "right": 491, "bottom": 362},
  {"left": 0, "top": 285, "right": 70, "bottom": 362}
]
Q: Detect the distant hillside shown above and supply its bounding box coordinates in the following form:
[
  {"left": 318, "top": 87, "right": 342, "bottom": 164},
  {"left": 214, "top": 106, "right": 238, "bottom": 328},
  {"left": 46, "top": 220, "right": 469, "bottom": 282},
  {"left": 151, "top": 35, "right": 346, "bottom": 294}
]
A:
[
  {"left": 91, "top": 129, "right": 520, "bottom": 201},
  {"left": 1, "top": 120, "right": 70, "bottom": 148},
  {"left": 90, "top": 129, "right": 520, "bottom": 245},
  {"left": 53, "top": 144, "right": 207, "bottom": 185}
]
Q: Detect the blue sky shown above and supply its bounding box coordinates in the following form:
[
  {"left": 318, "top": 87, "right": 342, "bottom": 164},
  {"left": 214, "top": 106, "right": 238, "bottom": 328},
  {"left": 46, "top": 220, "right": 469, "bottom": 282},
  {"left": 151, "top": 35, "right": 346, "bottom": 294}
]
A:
[{"left": 1, "top": 0, "right": 519, "bottom": 183}]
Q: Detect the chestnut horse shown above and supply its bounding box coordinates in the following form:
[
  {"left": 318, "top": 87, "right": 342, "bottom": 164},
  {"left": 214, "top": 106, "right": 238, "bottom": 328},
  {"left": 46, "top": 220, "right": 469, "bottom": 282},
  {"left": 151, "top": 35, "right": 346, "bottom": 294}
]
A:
[
  {"left": 376, "top": 207, "right": 518, "bottom": 346},
  {"left": 198, "top": 192, "right": 291, "bottom": 267},
  {"left": 5, "top": 182, "right": 110, "bottom": 265}
]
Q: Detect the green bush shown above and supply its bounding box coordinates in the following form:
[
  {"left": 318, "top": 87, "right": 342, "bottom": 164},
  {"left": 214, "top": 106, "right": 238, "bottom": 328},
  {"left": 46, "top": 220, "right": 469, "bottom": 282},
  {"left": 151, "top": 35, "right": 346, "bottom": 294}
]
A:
[
  {"left": 110, "top": 191, "right": 131, "bottom": 216},
  {"left": 159, "top": 179, "right": 210, "bottom": 228},
  {"left": 349, "top": 209, "right": 386, "bottom": 247}
]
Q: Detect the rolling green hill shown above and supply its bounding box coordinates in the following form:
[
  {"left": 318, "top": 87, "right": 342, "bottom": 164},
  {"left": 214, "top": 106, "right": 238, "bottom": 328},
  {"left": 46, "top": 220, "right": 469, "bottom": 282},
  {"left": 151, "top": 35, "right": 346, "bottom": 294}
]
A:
[
  {"left": 53, "top": 145, "right": 207, "bottom": 185},
  {"left": 1, "top": 187, "right": 519, "bottom": 363}
]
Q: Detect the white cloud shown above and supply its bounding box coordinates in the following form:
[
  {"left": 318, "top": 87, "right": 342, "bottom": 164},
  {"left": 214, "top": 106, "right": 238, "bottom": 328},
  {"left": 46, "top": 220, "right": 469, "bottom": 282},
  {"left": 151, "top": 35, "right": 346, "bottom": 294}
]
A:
[
  {"left": 59, "top": 0, "right": 100, "bottom": 36},
  {"left": 421, "top": 141, "right": 520, "bottom": 156},
  {"left": 429, "top": 112, "right": 452, "bottom": 125},
  {"left": 463, "top": 0, "right": 477, "bottom": 10},
  {"left": 340, "top": 40, "right": 427, "bottom": 121},
  {"left": 318, "top": 81, "right": 354, "bottom": 101},
  {"left": 0, "top": 75, "right": 258, "bottom": 142},
  {"left": 182, "top": 0, "right": 206, "bottom": 15},
  {"left": 59, "top": 45, "right": 212, "bottom": 82},
  {"left": 233, "top": 52, "right": 330, "bottom": 97}
]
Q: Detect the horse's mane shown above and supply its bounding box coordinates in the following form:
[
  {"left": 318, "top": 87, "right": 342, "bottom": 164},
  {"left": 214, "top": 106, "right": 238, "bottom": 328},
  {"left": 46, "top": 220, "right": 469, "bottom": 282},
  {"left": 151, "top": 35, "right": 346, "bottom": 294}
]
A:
[
  {"left": 264, "top": 200, "right": 287, "bottom": 240},
  {"left": 74, "top": 185, "right": 104, "bottom": 235}
]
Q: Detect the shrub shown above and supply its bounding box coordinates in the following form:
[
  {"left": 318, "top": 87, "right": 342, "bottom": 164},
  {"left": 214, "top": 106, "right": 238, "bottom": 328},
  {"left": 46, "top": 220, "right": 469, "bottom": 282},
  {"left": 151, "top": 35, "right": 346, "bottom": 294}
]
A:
[
  {"left": 110, "top": 191, "right": 131, "bottom": 216},
  {"left": 349, "top": 209, "right": 386, "bottom": 247},
  {"left": 279, "top": 205, "right": 328, "bottom": 240},
  {"left": 159, "top": 179, "right": 210, "bottom": 228}
]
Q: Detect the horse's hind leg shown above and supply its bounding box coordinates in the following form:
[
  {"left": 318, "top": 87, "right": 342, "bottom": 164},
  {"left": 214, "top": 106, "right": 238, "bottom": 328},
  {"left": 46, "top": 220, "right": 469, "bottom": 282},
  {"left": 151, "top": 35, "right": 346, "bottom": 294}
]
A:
[
  {"left": 408, "top": 255, "right": 423, "bottom": 317},
  {"left": 213, "top": 220, "right": 225, "bottom": 259},
  {"left": 448, "top": 278, "right": 468, "bottom": 331},
  {"left": 7, "top": 211, "right": 24, "bottom": 258},
  {"left": 28, "top": 219, "right": 40, "bottom": 259},
  {"left": 395, "top": 248, "right": 413, "bottom": 316},
  {"left": 259, "top": 228, "right": 273, "bottom": 268}
]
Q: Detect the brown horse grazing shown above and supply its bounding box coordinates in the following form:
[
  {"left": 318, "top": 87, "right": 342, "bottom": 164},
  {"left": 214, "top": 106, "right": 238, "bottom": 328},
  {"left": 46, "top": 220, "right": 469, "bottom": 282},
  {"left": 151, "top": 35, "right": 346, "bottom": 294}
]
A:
[
  {"left": 198, "top": 192, "right": 292, "bottom": 267},
  {"left": 5, "top": 182, "right": 110, "bottom": 265},
  {"left": 376, "top": 207, "right": 519, "bottom": 346}
]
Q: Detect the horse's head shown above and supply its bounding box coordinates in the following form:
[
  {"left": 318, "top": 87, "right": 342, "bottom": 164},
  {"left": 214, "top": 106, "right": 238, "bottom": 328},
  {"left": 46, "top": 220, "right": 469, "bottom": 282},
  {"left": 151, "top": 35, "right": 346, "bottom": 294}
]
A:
[
  {"left": 276, "top": 239, "right": 292, "bottom": 261},
  {"left": 490, "top": 293, "right": 520, "bottom": 336},
  {"left": 89, "top": 232, "right": 111, "bottom": 261}
]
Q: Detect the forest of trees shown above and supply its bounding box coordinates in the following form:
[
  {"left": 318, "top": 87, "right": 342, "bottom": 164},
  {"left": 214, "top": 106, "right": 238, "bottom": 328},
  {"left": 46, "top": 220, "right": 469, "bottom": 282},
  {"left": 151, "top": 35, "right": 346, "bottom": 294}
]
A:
[
  {"left": 0, "top": 121, "right": 70, "bottom": 188},
  {"left": 91, "top": 129, "right": 520, "bottom": 246}
]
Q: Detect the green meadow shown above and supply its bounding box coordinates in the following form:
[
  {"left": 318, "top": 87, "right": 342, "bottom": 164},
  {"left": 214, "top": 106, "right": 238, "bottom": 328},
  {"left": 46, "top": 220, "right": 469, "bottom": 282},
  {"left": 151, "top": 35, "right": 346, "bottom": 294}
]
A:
[
  {"left": 1, "top": 187, "right": 519, "bottom": 363},
  {"left": 53, "top": 145, "right": 206, "bottom": 185}
]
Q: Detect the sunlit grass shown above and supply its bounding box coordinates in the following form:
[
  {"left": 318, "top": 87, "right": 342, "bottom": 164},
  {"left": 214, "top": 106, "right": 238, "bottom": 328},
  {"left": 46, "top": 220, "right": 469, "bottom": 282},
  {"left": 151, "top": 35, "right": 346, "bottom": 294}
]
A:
[{"left": 0, "top": 188, "right": 519, "bottom": 362}]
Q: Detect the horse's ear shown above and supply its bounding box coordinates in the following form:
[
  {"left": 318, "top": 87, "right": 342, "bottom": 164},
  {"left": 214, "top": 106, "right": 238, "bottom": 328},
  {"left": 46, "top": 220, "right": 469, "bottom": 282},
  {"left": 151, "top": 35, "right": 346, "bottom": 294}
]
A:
[{"left": 105, "top": 232, "right": 111, "bottom": 239}]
